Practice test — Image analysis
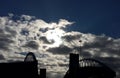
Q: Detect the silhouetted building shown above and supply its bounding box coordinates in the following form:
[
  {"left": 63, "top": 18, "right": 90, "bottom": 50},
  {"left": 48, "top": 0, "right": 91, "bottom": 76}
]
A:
[
  {"left": 0, "top": 52, "right": 116, "bottom": 78},
  {"left": 64, "top": 53, "right": 116, "bottom": 78},
  {"left": 0, "top": 52, "right": 46, "bottom": 78}
]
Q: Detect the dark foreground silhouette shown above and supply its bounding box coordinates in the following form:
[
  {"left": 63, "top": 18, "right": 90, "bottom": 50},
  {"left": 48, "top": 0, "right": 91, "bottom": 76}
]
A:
[
  {"left": 0, "top": 52, "right": 46, "bottom": 78},
  {"left": 64, "top": 53, "right": 116, "bottom": 78},
  {"left": 0, "top": 52, "right": 116, "bottom": 78}
]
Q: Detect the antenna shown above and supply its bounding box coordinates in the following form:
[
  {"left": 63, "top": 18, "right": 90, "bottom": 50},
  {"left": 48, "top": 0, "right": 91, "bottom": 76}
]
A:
[
  {"left": 79, "top": 40, "right": 82, "bottom": 54},
  {"left": 69, "top": 39, "right": 82, "bottom": 54}
]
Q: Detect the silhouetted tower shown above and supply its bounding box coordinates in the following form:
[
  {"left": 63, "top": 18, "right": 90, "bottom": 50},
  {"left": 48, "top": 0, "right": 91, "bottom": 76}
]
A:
[
  {"left": 24, "top": 52, "right": 39, "bottom": 78},
  {"left": 24, "top": 52, "right": 47, "bottom": 78},
  {"left": 24, "top": 52, "right": 37, "bottom": 62},
  {"left": 69, "top": 53, "right": 79, "bottom": 78},
  {"left": 67, "top": 40, "right": 81, "bottom": 78}
]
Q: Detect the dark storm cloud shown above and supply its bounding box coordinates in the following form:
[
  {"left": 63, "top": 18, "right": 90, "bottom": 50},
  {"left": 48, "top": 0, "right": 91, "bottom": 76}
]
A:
[
  {"left": 0, "top": 41, "right": 10, "bottom": 50},
  {"left": 95, "top": 57, "right": 120, "bottom": 69},
  {"left": 23, "top": 41, "right": 39, "bottom": 49},
  {"left": 39, "top": 36, "right": 54, "bottom": 44},
  {"left": 83, "top": 36, "right": 113, "bottom": 49},
  {"left": 80, "top": 35, "right": 120, "bottom": 58},
  {"left": 0, "top": 33, "right": 14, "bottom": 50},
  {"left": 5, "top": 27, "right": 17, "bottom": 37},
  {"left": 0, "top": 24, "right": 17, "bottom": 51},
  {"left": 39, "top": 28, "right": 48, "bottom": 33},
  {"left": 62, "top": 33, "right": 82, "bottom": 42},
  {"left": 20, "top": 28, "right": 29, "bottom": 36},
  {"left": 47, "top": 45, "right": 72, "bottom": 54},
  {"left": 0, "top": 54, "right": 5, "bottom": 60},
  {"left": 0, "top": 28, "right": 4, "bottom": 33}
]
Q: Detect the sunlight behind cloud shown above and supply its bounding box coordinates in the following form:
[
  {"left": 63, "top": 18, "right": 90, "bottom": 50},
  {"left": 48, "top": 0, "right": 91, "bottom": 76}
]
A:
[{"left": 46, "top": 29, "right": 65, "bottom": 47}]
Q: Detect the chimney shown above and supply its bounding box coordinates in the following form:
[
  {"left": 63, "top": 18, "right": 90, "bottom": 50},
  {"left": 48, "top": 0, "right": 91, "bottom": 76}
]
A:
[{"left": 40, "top": 68, "right": 46, "bottom": 78}]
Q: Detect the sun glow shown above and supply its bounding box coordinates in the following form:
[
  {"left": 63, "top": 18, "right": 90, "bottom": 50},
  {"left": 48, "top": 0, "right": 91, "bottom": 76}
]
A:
[{"left": 46, "top": 29, "right": 65, "bottom": 47}]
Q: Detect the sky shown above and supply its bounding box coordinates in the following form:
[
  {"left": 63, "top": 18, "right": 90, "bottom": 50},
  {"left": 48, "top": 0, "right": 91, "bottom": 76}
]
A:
[
  {"left": 0, "top": 0, "right": 120, "bottom": 78},
  {"left": 0, "top": 0, "right": 120, "bottom": 38}
]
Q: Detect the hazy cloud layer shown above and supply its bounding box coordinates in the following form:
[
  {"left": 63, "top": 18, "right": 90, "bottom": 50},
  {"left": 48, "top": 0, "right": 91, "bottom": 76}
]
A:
[{"left": 0, "top": 14, "right": 119, "bottom": 78}]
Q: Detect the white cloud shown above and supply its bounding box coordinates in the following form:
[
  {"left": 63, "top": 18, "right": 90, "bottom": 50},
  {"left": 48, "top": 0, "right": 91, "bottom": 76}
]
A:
[{"left": 0, "top": 14, "right": 119, "bottom": 78}]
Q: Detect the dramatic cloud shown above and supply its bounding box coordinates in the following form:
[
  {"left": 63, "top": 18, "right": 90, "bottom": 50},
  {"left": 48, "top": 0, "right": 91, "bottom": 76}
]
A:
[
  {"left": 0, "top": 14, "right": 119, "bottom": 78},
  {"left": 23, "top": 41, "right": 39, "bottom": 49},
  {"left": 47, "top": 45, "right": 72, "bottom": 54}
]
